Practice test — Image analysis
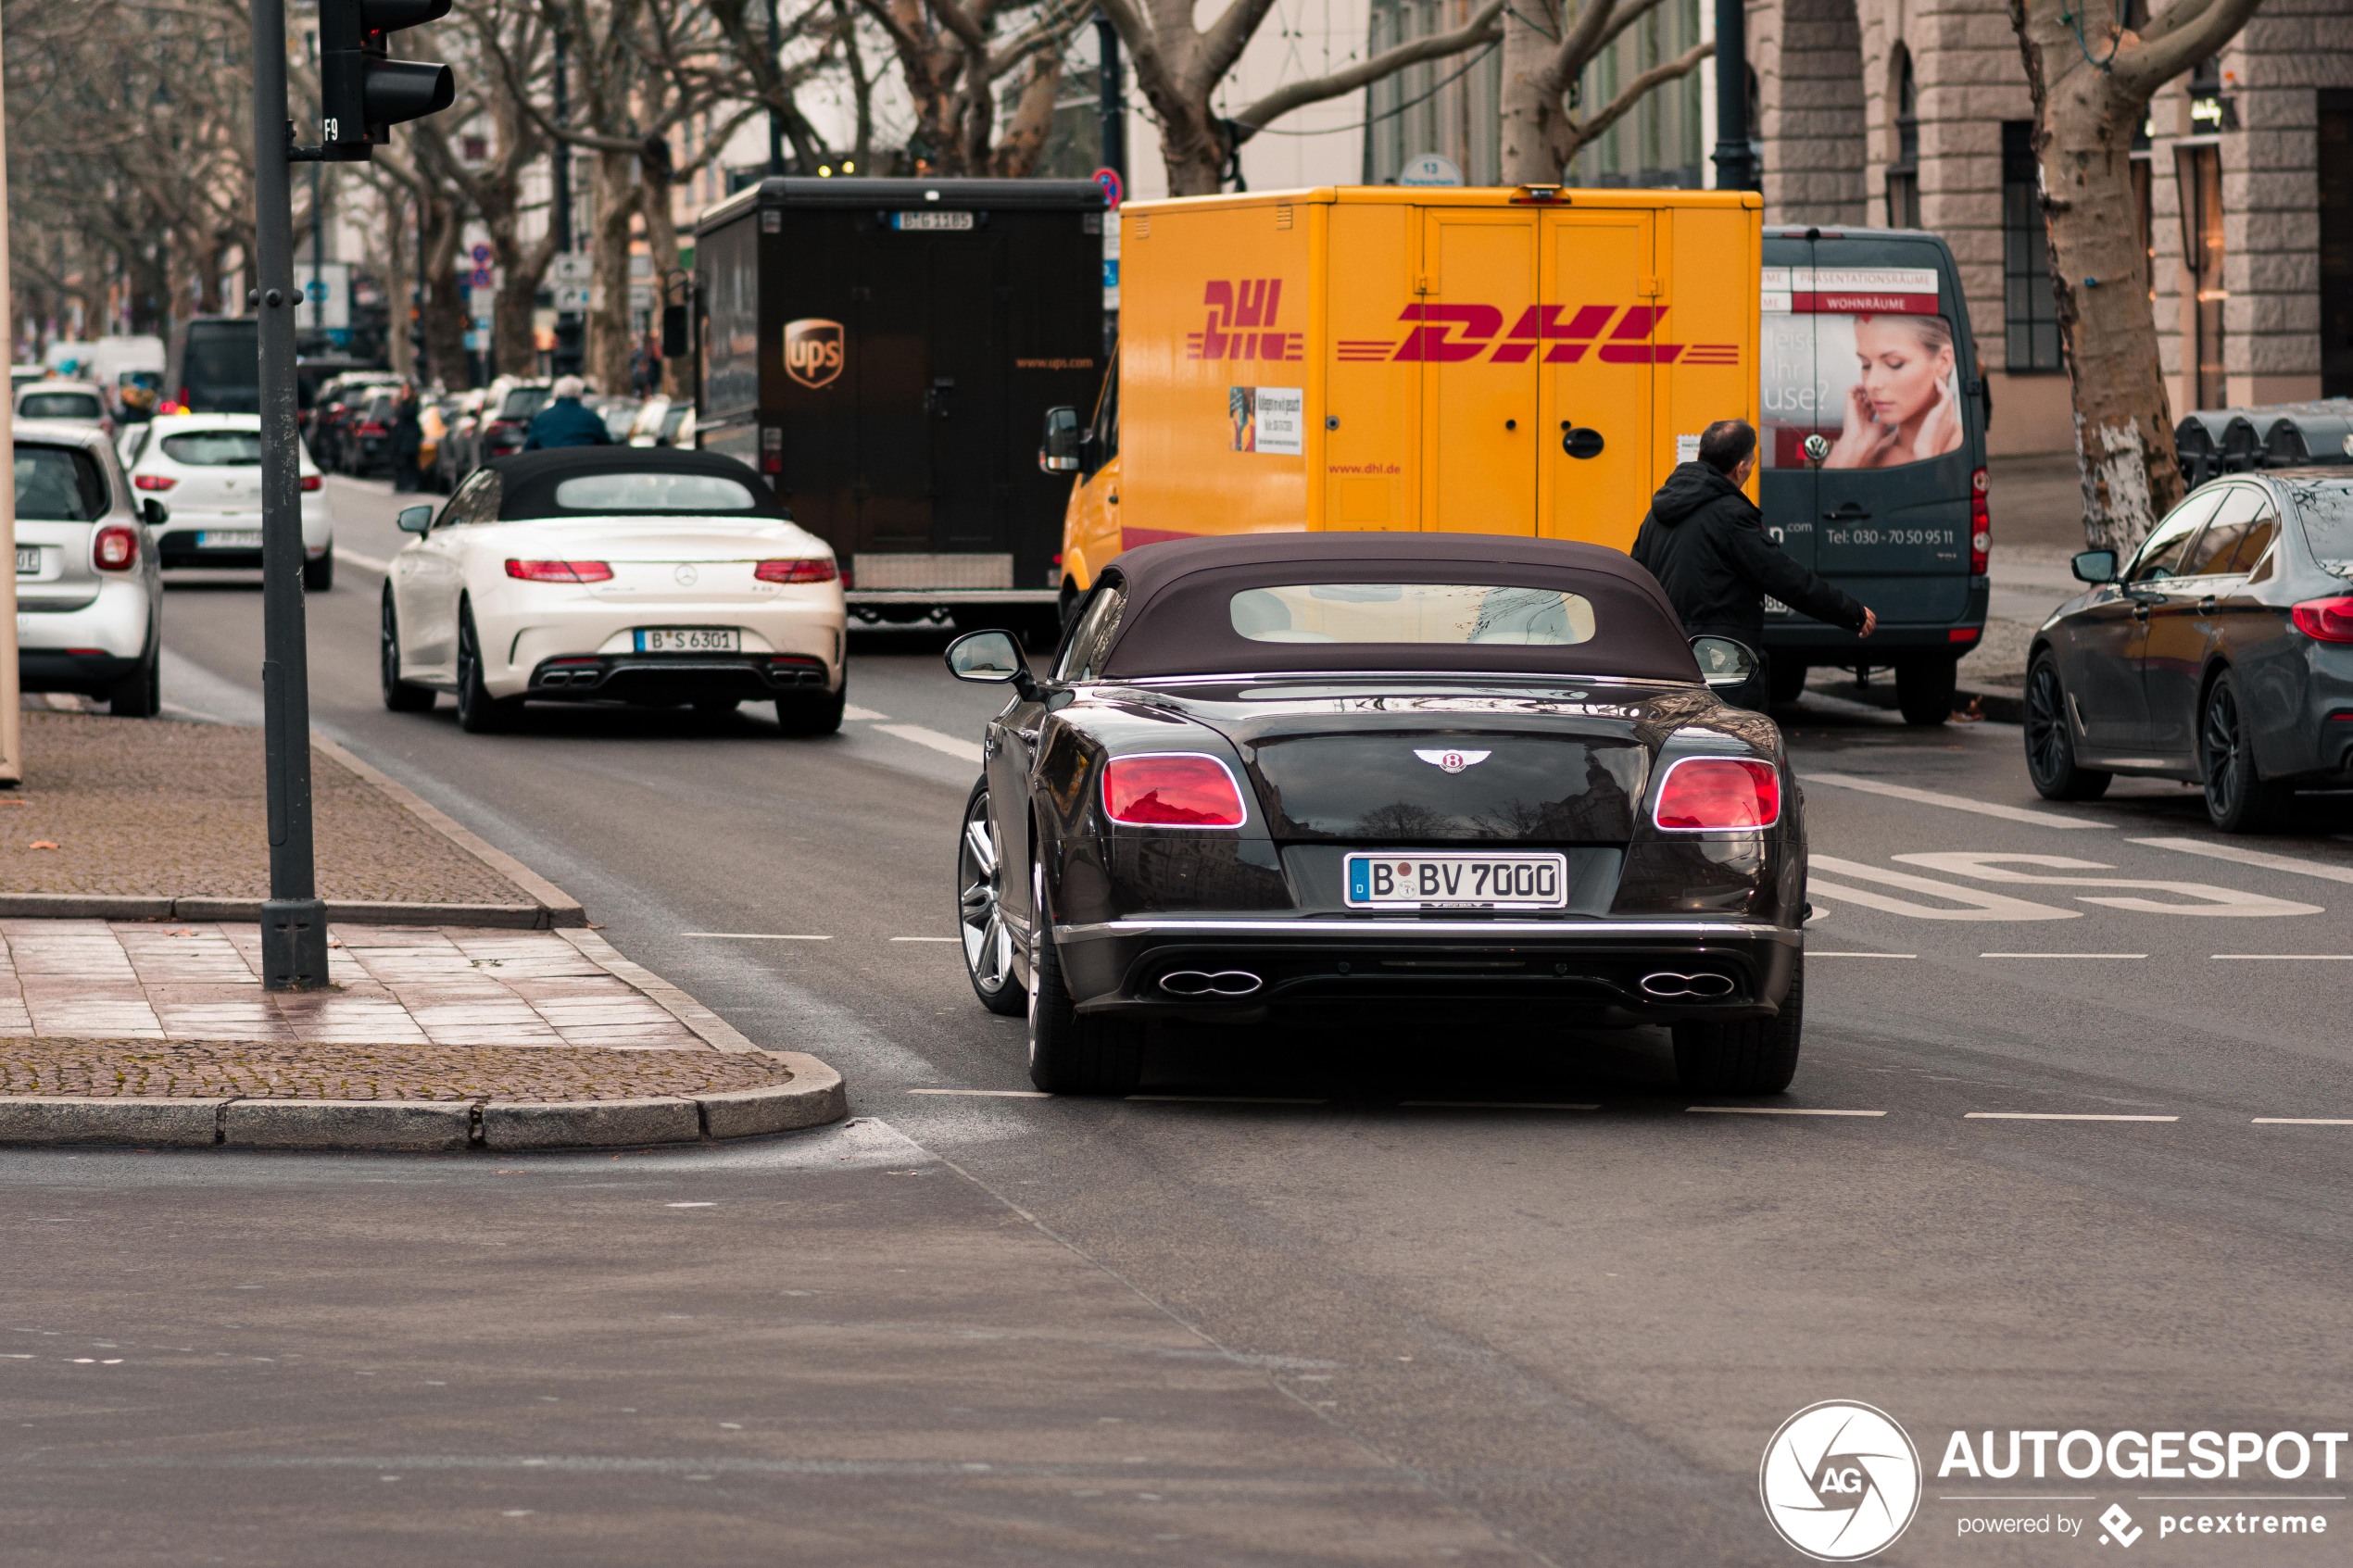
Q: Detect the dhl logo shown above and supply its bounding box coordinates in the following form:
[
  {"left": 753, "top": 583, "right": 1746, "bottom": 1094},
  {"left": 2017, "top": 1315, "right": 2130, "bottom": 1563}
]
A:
[
  {"left": 1187, "top": 279, "right": 1306, "bottom": 362},
  {"left": 1336, "top": 304, "right": 1736, "bottom": 366}
]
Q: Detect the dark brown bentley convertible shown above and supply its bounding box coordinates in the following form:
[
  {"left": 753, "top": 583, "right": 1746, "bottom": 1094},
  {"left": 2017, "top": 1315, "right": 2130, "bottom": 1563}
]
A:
[{"left": 946, "top": 533, "right": 1808, "bottom": 1098}]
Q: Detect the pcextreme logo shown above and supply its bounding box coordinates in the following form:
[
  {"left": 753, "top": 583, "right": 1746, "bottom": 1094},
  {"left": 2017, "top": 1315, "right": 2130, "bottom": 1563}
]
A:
[
  {"left": 1337, "top": 303, "right": 1739, "bottom": 366},
  {"left": 784, "top": 318, "right": 844, "bottom": 389},
  {"left": 1760, "top": 1401, "right": 1924, "bottom": 1562}
]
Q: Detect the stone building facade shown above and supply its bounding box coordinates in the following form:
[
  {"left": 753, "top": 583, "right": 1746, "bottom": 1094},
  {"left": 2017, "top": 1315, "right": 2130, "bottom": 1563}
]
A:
[{"left": 1750, "top": 0, "right": 2353, "bottom": 454}]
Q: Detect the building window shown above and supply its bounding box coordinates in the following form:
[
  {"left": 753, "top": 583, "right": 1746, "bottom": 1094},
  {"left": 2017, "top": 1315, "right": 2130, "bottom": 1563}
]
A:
[
  {"left": 2320, "top": 90, "right": 2353, "bottom": 397},
  {"left": 2175, "top": 141, "right": 2227, "bottom": 410},
  {"left": 2002, "top": 120, "right": 2061, "bottom": 371},
  {"left": 1885, "top": 48, "right": 1919, "bottom": 229}
]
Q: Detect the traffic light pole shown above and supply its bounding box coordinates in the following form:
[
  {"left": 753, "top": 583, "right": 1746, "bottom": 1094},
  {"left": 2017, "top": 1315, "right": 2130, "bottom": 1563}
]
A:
[{"left": 251, "top": 0, "right": 331, "bottom": 990}]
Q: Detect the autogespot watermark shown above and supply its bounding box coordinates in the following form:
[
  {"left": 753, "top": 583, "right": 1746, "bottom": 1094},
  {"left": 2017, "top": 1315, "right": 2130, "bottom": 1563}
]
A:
[{"left": 1761, "top": 1407, "right": 2348, "bottom": 1558}]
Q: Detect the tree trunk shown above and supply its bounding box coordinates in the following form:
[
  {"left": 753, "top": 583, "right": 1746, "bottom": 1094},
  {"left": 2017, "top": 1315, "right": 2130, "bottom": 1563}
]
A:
[
  {"left": 638, "top": 140, "right": 685, "bottom": 397},
  {"left": 587, "top": 147, "right": 639, "bottom": 395},
  {"left": 418, "top": 191, "right": 471, "bottom": 392},
  {"left": 1499, "top": 3, "right": 1569, "bottom": 182},
  {"left": 491, "top": 232, "right": 558, "bottom": 378},
  {"left": 1152, "top": 94, "right": 1227, "bottom": 196},
  {"left": 990, "top": 61, "right": 1063, "bottom": 179}
]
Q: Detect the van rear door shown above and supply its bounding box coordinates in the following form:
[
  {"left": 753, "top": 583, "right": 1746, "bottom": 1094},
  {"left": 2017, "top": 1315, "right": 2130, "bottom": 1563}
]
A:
[
  {"left": 1538, "top": 208, "right": 1655, "bottom": 551},
  {"left": 1416, "top": 207, "right": 1538, "bottom": 533}
]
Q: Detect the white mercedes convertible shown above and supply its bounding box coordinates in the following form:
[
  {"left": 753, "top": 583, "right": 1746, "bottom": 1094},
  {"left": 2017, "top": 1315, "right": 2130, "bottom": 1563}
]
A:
[{"left": 382, "top": 447, "right": 847, "bottom": 734}]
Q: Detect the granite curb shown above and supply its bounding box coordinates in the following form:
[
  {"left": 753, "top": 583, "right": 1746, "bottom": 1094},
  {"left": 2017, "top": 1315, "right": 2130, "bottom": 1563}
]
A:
[{"left": 0, "top": 1073, "right": 845, "bottom": 1151}]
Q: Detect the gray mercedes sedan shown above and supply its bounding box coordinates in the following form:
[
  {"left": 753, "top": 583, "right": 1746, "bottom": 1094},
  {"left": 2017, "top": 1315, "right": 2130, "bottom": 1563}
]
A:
[{"left": 2024, "top": 470, "right": 2353, "bottom": 832}]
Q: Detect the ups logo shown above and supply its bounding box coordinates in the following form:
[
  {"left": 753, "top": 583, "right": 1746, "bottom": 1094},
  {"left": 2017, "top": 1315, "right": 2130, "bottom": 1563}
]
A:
[{"left": 784, "top": 319, "right": 844, "bottom": 389}]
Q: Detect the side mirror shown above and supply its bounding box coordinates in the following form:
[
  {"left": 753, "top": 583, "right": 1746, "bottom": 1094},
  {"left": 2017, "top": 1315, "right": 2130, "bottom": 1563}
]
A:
[
  {"left": 1690, "top": 633, "right": 1760, "bottom": 691},
  {"left": 945, "top": 629, "right": 1038, "bottom": 696},
  {"left": 2071, "top": 548, "right": 2119, "bottom": 584},
  {"left": 139, "top": 496, "right": 169, "bottom": 527},
  {"left": 396, "top": 504, "right": 434, "bottom": 534},
  {"left": 1038, "top": 406, "right": 1083, "bottom": 474}
]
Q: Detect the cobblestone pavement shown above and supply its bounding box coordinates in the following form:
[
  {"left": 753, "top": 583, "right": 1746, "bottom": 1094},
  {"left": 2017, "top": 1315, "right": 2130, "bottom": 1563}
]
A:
[
  {"left": 0, "top": 1038, "right": 790, "bottom": 1100},
  {"left": 0, "top": 922, "right": 705, "bottom": 1048},
  {"left": 0, "top": 710, "right": 524, "bottom": 904}
]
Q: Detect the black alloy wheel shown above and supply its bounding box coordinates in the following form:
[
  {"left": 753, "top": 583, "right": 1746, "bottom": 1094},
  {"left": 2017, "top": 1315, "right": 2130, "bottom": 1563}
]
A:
[
  {"left": 1767, "top": 657, "right": 1809, "bottom": 708},
  {"left": 2199, "top": 671, "right": 2291, "bottom": 834},
  {"left": 1026, "top": 852, "right": 1143, "bottom": 1095},
  {"left": 380, "top": 592, "right": 435, "bottom": 712},
  {"left": 2022, "top": 654, "right": 2111, "bottom": 801},
  {"left": 1672, "top": 956, "right": 1804, "bottom": 1096},
  {"left": 303, "top": 550, "right": 333, "bottom": 592},
  {"left": 455, "top": 602, "right": 522, "bottom": 734},
  {"left": 956, "top": 777, "right": 1026, "bottom": 1016}
]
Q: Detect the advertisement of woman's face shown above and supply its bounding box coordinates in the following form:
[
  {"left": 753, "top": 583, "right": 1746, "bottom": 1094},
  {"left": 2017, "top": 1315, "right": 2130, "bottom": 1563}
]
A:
[{"left": 1760, "top": 311, "right": 1965, "bottom": 471}]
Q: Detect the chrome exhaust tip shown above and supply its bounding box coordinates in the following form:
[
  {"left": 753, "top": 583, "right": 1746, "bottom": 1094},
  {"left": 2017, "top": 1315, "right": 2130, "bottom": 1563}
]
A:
[
  {"left": 1160, "top": 969, "right": 1264, "bottom": 997},
  {"left": 1640, "top": 971, "right": 1735, "bottom": 999}
]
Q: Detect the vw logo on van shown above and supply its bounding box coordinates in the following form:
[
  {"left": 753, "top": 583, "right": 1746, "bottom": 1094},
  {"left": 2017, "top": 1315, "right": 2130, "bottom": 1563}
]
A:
[{"left": 784, "top": 319, "right": 844, "bottom": 390}]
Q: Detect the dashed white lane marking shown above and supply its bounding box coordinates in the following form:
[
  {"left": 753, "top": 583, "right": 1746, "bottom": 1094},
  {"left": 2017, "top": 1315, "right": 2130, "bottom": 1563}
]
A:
[
  {"left": 841, "top": 704, "right": 889, "bottom": 721},
  {"left": 2214, "top": 953, "right": 2353, "bottom": 961},
  {"left": 333, "top": 547, "right": 391, "bottom": 574},
  {"left": 1686, "top": 1107, "right": 1887, "bottom": 1117},
  {"left": 874, "top": 722, "right": 984, "bottom": 763},
  {"left": 2253, "top": 1118, "right": 2353, "bottom": 1125},
  {"left": 1809, "top": 950, "right": 1919, "bottom": 958},
  {"left": 2134, "top": 836, "right": 2353, "bottom": 885},
  {"left": 1809, "top": 857, "right": 2080, "bottom": 921},
  {"left": 665, "top": 1202, "right": 717, "bottom": 1208},
  {"left": 1965, "top": 1112, "right": 2178, "bottom": 1122},
  {"left": 1402, "top": 1100, "right": 1601, "bottom": 1110},
  {"left": 889, "top": 936, "right": 960, "bottom": 943},
  {"left": 682, "top": 932, "right": 833, "bottom": 941},
  {"left": 1126, "top": 1095, "right": 1327, "bottom": 1105},
  {"left": 906, "top": 1088, "right": 1051, "bottom": 1098},
  {"left": 1979, "top": 951, "right": 2147, "bottom": 959},
  {"left": 1803, "top": 772, "right": 2112, "bottom": 829}
]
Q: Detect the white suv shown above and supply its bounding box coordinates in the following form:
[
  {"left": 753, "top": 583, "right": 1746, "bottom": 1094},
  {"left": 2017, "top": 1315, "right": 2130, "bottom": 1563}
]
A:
[{"left": 15, "top": 420, "right": 164, "bottom": 715}]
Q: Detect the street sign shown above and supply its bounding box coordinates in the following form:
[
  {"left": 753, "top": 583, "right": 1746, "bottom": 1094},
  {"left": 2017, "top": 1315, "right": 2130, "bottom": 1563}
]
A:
[
  {"left": 1092, "top": 167, "right": 1124, "bottom": 208},
  {"left": 471, "top": 242, "right": 492, "bottom": 265},
  {"left": 304, "top": 279, "right": 329, "bottom": 303},
  {"left": 1398, "top": 152, "right": 1465, "bottom": 187},
  {"left": 553, "top": 283, "right": 590, "bottom": 312},
  {"left": 470, "top": 266, "right": 493, "bottom": 290},
  {"left": 550, "top": 252, "right": 592, "bottom": 285}
]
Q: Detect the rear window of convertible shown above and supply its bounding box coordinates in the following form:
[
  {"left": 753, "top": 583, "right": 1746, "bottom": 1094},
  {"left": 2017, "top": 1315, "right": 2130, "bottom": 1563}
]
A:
[
  {"left": 1231, "top": 583, "right": 1596, "bottom": 646},
  {"left": 546, "top": 472, "right": 758, "bottom": 514}
]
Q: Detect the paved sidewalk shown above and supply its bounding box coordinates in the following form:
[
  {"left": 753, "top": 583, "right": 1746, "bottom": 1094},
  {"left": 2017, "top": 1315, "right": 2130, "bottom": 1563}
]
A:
[{"left": 0, "top": 922, "right": 697, "bottom": 1047}]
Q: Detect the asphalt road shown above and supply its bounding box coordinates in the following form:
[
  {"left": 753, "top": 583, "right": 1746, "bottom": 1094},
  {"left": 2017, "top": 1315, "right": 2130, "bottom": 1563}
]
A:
[{"left": 10, "top": 475, "right": 2353, "bottom": 1566}]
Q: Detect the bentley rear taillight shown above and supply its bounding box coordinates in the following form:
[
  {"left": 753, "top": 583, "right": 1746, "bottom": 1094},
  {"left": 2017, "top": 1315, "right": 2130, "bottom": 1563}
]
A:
[
  {"left": 1654, "top": 757, "right": 1781, "bottom": 831},
  {"left": 1102, "top": 754, "right": 1248, "bottom": 828},
  {"left": 755, "top": 558, "right": 837, "bottom": 583},
  {"left": 2291, "top": 596, "right": 2353, "bottom": 644},
  {"left": 505, "top": 558, "right": 613, "bottom": 583}
]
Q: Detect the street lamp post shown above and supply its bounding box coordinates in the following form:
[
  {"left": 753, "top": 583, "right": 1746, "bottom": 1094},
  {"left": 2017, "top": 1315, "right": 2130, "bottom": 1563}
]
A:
[
  {"left": 766, "top": 0, "right": 786, "bottom": 177},
  {"left": 1711, "top": 0, "right": 1756, "bottom": 193}
]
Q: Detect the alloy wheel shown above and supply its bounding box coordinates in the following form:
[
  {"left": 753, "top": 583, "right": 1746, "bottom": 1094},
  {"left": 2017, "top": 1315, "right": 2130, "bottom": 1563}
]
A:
[
  {"left": 958, "top": 788, "right": 1014, "bottom": 998},
  {"left": 380, "top": 596, "right": 400, "bottom": 696},
  {"left": 2025, "top": 662, "right": 2069, "bottom": 785},
  {"left": 2202, "top": 683, "right": 2246, "bottom": 821}
]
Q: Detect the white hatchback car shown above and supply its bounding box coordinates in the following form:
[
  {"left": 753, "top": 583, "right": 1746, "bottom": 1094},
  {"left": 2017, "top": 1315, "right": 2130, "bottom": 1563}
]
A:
[
  {"left": 14, "top": 420, "right": 164, "bottom": 714},
  {"left": 16, "top": 379, "right": 115, "bottom": 440},
  {"left": 381, "top": 448, "right": 848, "bottom": 734},
  {"left": 120, "top": 414, "right": 337, "bottom": 590}
]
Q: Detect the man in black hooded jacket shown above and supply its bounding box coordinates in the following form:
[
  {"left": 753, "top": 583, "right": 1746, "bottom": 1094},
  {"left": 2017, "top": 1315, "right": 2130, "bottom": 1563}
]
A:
[{"left": 1631, "top": 418, "right": 1875, "bottom": 708}]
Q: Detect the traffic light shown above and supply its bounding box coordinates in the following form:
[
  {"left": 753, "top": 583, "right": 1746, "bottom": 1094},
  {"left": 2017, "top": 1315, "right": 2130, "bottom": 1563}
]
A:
[{"left": 319, "top": 0, "right": 456, "bottom": 157}]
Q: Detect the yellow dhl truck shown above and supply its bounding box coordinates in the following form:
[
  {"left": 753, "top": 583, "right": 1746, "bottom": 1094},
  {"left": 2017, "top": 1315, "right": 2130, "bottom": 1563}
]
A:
[{"left": 1043, "top": 184, "right": 1763, "bottom": 604}]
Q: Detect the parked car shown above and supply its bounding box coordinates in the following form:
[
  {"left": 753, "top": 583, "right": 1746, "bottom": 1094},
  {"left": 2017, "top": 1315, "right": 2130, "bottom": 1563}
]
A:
[
  {"left": 594, "top": 396, "right": 641, "bottom": 444},
  {"left": 434, "top": 389, "right": 489, "bottom": 490},
  {"left": 2026, "top": 470, "right": 2353, "bottom": 832},
  {"left": 626, "top": 396, "right": 672, "bottom": 446},
  {"left": 945, "top": 532, "right": 1804, "bottom": 1097},
  {"left": 346, "top": 388, "right": 401, "bottom": 476},
  {"left": 473, "top": 377, "right": 551, "bottom": 465},
  {"left": 380, "top": 447, "right": 844, "bottom": 734},
  {"left": 17, "top": 379, "right": 116, "bottom": 441},
  {"left": 14, "top": 419, "right": 164, "bottom": 714},
  {"left": 121, "top": 413, "right": 335, "bottom": 590}
]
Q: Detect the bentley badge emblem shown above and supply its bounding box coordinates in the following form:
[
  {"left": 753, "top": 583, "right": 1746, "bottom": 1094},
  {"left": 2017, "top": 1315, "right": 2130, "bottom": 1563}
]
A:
[{"left": 1414, "top": 748, "right": 1491, "bottom": 773}]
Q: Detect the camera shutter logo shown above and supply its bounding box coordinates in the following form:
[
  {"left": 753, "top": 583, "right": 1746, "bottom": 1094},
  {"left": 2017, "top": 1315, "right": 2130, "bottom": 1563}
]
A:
[
  {"left": 1759, "top": 1401, "right": 1921, "bottom": 1561},
  {"left": 784, "top": 319, "right": 844, "bottom": 389}
]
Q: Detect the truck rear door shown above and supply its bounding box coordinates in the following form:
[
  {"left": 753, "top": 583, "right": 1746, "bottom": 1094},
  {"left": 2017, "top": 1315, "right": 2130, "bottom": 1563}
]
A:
[
  {"left": 1416, "top": 208, "right": 1538, "bottom": 533},
  {"left": 1537, "top": 209, "right": 1655, "bottom": 550}
]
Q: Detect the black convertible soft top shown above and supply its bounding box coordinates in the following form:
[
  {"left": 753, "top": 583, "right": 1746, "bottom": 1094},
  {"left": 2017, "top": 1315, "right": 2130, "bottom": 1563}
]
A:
[
  {"left": 484, "top": 446, "right": 789, "bottom": 521},
  {"left": 1096, "top": 532, "right": 1700, "bottom": 683}
]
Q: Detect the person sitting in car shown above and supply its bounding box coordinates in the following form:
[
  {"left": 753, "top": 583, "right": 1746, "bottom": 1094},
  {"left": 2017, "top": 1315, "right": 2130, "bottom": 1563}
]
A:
[
  {"left": 522, "top": 375, "right": 612, "bottom": 450},
  {"left": 1632, "top": 418, "right": 1876, "bottom": 709}
]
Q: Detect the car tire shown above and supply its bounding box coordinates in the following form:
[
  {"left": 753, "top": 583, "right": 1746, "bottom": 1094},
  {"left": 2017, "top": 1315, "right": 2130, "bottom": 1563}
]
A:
[
  {"left": 774, "top": 680, "right": 846, "bottom": 736},
  {"left": 303, "top": 550, "right": 333, "bottom": 592},
  {"left": 1671, "top": 956, "right": 1803, "bottom": 1097},
  {"left": 1767, "top": 657, "right": 1808, "bottom": 707},
  {"left": 455, "top": 601, "right": 522, "bottom": 734},
  {"left": 2022, "top": 654, "right": 2111, "bottom": 801},
  {"left": 2200, "top": 670, "right": 2292, "bottom": 834},
  {"left": 106, "top": 642, "right": 161, "bottom": 719},
  {"left": 380, "top": 592, "right": 436, "bottom": 713},
  {"left": 1026, "top": 853, "right": 1143, "bottom": 1095},
  {"left": 1894, "top": 656, "right": 1956, "bottom": 727},
  {"left": 957, "top": 777, "right": 1026, "bottom": 1017}
]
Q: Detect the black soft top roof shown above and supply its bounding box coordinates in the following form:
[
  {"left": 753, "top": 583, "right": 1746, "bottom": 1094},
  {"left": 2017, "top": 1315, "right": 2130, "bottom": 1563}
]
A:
[
  {"left": 1096, "top": 532, "right": 1700, "bottom": 682},
  {"left": 484, "top": 446, "right": 787, "bottom": 521}
]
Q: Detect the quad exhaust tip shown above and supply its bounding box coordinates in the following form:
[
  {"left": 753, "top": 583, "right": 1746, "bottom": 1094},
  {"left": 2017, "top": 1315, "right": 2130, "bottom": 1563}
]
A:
[
  {"left": 1160, "top": 970, "right": 1264, "bottom": 997},
  {"left": 1640, "top": 971, "right": 1735, "bottom": 999}
]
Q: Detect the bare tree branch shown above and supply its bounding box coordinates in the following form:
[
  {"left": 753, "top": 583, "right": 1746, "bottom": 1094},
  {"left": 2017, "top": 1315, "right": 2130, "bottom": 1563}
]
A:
[{"left": 1234, "top": 0, "right": 1502, "bottom": 132}]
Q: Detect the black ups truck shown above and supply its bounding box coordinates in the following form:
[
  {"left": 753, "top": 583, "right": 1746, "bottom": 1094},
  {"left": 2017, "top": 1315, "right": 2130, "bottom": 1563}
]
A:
[{"left": 695, "top": 177, "right": 1107, "bottom": 640}]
